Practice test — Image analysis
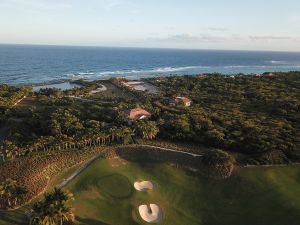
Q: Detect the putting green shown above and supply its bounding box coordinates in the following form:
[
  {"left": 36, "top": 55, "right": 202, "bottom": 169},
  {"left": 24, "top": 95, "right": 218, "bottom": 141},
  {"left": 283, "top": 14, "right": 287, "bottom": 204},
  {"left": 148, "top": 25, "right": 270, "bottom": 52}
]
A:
[
  {"left": 97, "top": 174, "right": 132, "bottom": 198},
  {"left": 65, "top": 158, "right": 300, "bottom": 225}
]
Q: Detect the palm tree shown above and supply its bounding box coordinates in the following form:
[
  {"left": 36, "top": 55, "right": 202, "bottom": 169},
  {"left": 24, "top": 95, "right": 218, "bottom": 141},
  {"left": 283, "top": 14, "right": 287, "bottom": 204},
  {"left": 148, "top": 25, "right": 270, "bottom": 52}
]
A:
[
  {"left": 135, "top": 121, "right": 159, "bottom": 140},
  {"left": 29, "top": 188, "right": 75, "bottom": 225},
  {"left": 0, "top": 178, "right": 27, "bottom": 209},
  {"left": 119, "top": 126, "right": 133, "bottom": 144}
]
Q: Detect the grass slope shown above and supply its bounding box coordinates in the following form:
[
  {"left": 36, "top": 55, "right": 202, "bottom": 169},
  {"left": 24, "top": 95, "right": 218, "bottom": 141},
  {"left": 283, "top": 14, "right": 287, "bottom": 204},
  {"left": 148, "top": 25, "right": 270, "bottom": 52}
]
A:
[{"left": 66, "top": 159, "right": 300, "bottom": 225}]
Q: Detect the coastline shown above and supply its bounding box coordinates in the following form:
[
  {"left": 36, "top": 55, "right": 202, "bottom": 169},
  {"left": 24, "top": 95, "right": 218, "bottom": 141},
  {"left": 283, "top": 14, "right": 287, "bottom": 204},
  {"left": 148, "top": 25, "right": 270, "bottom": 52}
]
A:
[
  {"left": 29, "top": 79, "right": 74, "bottom": 87},
  {"left": 13, "top": 71, "right": 277, "bottom": 88},
  {"left": 2, "top": 44, "right": 300, "bottom": 87}
]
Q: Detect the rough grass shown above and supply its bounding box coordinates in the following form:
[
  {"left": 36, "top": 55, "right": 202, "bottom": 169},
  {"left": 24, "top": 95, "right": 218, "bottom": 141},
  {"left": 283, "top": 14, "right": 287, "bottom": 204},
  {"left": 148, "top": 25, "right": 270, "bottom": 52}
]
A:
[
  {"left": 66, "top": 158, "right": 300, "bottom": 225},
  {"left": 0, "top": 163, "right": 86, "bottom": 225},
  {"left": 88, "top": 81, "right": 135, "bottom": 100}
]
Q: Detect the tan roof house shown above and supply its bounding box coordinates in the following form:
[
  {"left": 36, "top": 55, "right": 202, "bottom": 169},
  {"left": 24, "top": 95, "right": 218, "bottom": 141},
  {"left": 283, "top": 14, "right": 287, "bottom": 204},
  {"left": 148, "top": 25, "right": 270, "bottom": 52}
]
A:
[
  {"left": 169, "top": 97, "right": 192, "bottom": 107},
  {"left": 125, "top": 108, "right": 151, "bottom": 121}
]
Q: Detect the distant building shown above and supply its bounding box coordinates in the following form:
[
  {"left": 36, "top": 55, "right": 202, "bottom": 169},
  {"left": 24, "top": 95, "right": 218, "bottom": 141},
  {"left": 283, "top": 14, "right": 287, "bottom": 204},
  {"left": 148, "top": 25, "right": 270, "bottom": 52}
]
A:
[
  {"left": 268, "top": 72, "right": 274, "bottom": 77},
  {"left": 197, "top": 74, "right": 208, "bottom": 79},
  {"left": 124, "top": 107, "right": 151, "bottom": 121},
  {"left": 255, "top": 73, "right": 261, "bottom": 77},
  {"left": 169, "top": 97, "right": 192, "bottom": 107}
]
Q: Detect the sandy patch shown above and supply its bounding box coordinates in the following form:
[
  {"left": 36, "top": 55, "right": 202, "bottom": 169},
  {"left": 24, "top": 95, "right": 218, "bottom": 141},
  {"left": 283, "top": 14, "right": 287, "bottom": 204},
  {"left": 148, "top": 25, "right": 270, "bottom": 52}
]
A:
[
  {"left": 138, "top": 204, "right": 162, "bottom": 223},
  {"left": 90, "top": 85, "right": 107, "bottom": 94},
  {"left": 134, "top": 181, "right": 154, "bottom": 191},
  {"left": 122, "top": 81, "right": 159, "bottom": 94}
]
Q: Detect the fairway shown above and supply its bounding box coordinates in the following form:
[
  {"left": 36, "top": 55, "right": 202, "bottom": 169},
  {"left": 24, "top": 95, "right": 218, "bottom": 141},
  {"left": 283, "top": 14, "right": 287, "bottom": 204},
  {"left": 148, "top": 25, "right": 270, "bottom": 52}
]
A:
[
  {"left": 65, "top": 158, "right": 300, "bottom": 225},
  {"left": 1, "top": 157, "right": 300, "bottom": 225}
]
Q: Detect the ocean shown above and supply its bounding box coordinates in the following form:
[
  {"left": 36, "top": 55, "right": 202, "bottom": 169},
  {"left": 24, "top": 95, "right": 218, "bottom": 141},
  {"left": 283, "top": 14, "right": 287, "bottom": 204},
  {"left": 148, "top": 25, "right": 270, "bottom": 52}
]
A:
[{"left": 1, "top": 44, "right": 300, "bottom": 86}]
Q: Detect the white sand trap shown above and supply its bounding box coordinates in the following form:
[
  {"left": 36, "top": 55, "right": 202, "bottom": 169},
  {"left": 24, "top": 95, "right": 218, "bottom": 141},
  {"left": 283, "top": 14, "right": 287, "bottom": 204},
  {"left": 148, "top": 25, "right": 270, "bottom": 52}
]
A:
[
  {"left": 138, "top": 204, "right": 162, "bottom": 223},
  {"left": 134, "top": 181, "right": 154, "bottom": 191}
]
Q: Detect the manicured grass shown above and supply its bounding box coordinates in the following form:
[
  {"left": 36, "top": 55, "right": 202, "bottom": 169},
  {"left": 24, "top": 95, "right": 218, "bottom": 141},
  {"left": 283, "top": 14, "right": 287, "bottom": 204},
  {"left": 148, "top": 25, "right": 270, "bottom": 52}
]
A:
[
  {"left": 66, "top": 159, "right": 300, "bottom": 225},
  {"left": 97, "top": 174, "right": 133, "bottom": 199},
  {"left": 1, "top": 157, "right": 300, "bottom": 225}
]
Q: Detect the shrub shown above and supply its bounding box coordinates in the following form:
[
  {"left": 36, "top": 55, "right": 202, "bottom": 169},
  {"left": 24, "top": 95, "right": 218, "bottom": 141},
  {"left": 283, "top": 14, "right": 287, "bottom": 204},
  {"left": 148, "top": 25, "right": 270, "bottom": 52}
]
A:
[{"left": 202, "top": 149, "right": 235, "bottom": 179}]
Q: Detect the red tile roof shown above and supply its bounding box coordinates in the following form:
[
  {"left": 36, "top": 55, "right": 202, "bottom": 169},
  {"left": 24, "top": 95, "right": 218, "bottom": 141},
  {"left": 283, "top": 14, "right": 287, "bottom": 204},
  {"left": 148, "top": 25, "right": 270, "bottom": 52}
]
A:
[
  {"left": 174, "top": 97, "right": 192, "bottom": 104},
  {"left": 125, "top": 108, "right": 151, "bottom": 120}
]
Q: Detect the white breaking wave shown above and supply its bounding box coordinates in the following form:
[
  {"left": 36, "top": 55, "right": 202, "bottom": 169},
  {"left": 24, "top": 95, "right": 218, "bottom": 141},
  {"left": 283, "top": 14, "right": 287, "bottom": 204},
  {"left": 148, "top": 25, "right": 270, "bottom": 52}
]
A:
[
  {"left": 65, "top": 64, "right": 300, "bottom": 80},
  {"left": 224, "top": 64, "right": 300, "bottom": 69},
  {"left": 267, "top": 60, "right": 289, "bottom": 65},
  {"left": 65, "top": 66, "right": 211, "bottom": 79}
]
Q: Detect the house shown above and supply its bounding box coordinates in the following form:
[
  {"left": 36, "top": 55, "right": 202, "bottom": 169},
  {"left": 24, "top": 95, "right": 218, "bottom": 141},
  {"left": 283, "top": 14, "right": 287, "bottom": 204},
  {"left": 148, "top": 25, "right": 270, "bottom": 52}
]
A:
[
  {"left": 197, "top": 74, "right": 208, "bottom": 79},
  {"left": 169, "top": 97, "right": 192, "bottom": 107},
  {"left": 268, "top": 72, "right": 274, "bottom": 77},
  {"left": 124, "top": 108, "right": 151, "bottom": 121}
]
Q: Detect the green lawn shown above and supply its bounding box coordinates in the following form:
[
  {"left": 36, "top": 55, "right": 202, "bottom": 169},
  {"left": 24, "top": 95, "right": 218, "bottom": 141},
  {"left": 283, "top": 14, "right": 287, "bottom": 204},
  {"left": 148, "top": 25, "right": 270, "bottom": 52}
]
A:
[
  {"left": 1, "top": 158, "right": 300, "bottom": 225},
  {"left": 66, "top": 159, "right": 300, "bottom": 225}
]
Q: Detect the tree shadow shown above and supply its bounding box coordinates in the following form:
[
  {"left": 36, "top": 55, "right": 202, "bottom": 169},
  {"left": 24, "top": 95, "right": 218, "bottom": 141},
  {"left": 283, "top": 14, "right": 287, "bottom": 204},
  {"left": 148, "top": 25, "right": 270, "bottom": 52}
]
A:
[{"left": 0, "top": 209, "right": 28, "bottom": 225}]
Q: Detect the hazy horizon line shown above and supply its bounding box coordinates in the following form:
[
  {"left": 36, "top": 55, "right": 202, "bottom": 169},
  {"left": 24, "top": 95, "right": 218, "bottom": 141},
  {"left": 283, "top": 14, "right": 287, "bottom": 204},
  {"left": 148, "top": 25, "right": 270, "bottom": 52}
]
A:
[{"left": 1, "top": 42, "right": 300, "bottom": 54}]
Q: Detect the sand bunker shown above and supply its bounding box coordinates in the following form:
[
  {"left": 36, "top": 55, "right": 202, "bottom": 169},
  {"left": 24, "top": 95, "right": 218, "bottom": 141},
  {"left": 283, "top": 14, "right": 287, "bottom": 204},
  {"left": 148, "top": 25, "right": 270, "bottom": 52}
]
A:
[
  {"left": 138, "top": 204, "right": 162, "bottom": 223},
  {"left": 134, "top": 181, "right": 154, "bottom": 191}
]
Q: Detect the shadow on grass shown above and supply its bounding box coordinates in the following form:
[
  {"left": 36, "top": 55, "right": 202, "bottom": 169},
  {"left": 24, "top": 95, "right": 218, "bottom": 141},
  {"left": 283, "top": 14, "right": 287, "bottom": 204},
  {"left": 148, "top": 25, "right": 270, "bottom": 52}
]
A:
[
  {"left": 77, "top": 217, "right": 111, "bottom": 225},
  {"left": 0, "top": 209, "right": 27, "bottom": 225}
]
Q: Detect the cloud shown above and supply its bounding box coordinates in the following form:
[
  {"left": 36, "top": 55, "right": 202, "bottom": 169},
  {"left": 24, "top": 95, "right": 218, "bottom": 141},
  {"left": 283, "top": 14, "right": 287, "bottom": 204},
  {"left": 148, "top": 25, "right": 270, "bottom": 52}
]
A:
[
  {"left": 249, "top": 35, "right": 300, "bottom": 41},
  {"left": 147, "top": 33, "right": 300, "bottom": 44},
  {"left": 206, "top": 27, "right": 229, "bottom": 32},
  {"left": 103, "top": 0, "right": 121, "bottom": 11},
  {"left": 99, "top": 0, "right": 138, "bottom": 14},
  {"left": 148, "top": 34, "right": 241, "bottom": 43}
]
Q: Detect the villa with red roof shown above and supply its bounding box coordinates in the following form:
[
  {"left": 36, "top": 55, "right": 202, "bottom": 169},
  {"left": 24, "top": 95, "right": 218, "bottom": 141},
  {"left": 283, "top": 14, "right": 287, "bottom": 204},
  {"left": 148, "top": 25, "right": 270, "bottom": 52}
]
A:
[
  {"left": 125, "top": 107, "right": 151, "bottom": 121},
  {"left": 169, "top": 97, "right": 192, "bottom": 107}
]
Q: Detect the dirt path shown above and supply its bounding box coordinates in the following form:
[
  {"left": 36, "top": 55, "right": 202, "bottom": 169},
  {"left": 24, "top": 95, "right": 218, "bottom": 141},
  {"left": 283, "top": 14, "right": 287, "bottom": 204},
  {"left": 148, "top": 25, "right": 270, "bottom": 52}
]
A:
[
  {"left": 13, "top": 96, "right": 26, "bottom": 106},
  {"left": 58, "top": 153, "right": 104, "bottom": 188},
  {"left": 138, "top": 144, "right": 203, "bottom": 157},
  {"left": 67, "top": 96, "right": 111, "bottom": 104}
]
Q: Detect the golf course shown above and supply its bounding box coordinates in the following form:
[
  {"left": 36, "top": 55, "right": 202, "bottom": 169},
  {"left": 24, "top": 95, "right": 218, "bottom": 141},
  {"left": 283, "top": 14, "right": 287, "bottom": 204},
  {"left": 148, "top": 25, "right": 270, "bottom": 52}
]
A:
[
  {"left": 64, "top": 156, "right": 300, "bottom": 225},
  {"left": 1, "top": 149, "right": 300, "bottom": 225}
]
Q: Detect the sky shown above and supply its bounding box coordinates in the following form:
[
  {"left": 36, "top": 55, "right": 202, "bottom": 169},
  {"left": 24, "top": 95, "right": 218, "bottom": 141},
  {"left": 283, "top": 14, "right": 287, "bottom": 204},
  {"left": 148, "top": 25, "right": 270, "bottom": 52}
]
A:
[{"left": 0, "top": 0, "right": 300, "bottom": 51}]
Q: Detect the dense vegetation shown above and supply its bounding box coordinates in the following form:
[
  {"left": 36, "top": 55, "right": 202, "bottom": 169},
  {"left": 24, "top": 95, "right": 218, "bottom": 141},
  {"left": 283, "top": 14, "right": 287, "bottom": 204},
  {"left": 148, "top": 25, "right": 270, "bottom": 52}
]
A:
[
  {"left": 0, "top": 178, "right": 27, "bottom": 209},
  {"left": 0, "top": 147, "right": 110, "bottom": 209},
  {"left": 1, "top": 72, "right": 300, "bottom": 164},
  {"left": 151, "top": 72, "right": 300, "bottom": 164},
  {"left": 0, "top": 92, "right": 154, "bottom": 162},
  {"left": 0, "top": 84, "right": 31, "bottom": 111},
  {"left": 0, "top": 72, "right": 300, "bottom": 224},
  {"left": 202, "top": 149, "right": 235, "bottom": 179},
  {"left": 29, "top": 188, "right": 74, "bottom": 225}
]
